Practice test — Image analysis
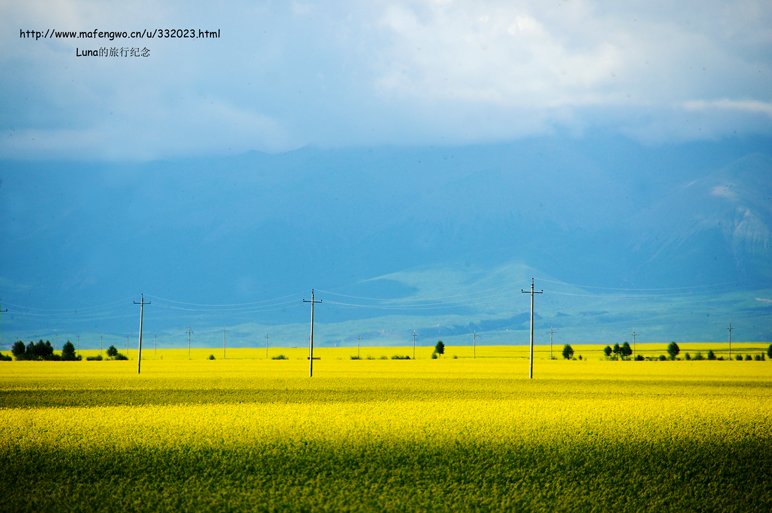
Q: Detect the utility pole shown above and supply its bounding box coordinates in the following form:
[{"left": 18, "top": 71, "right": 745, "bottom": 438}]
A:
[
  {"left": 0, "top": 302, "right": 8, "bottom": 347},
  {"left": 412, "top": 331, "right": 417, "bottom": 360},
  {"left": 134, "top": 294, "right": 150, "bottom": 374},
  {"left": 631, "top": 330, "right": 638, "bottom": 360},
  {"left": 547, "top": 328, "right": 556, "bottom": 360},
  {"left": 303, "top": 289, "right": 322, "bottom": 377},
  {"left": 727, "top": 321, "right": 733, "bottom": 360},
  {"left": 265, "top": 334, "right": 269, "bottom": 359},
  {"left": 223, "top": 328, "right": 227, "bottom": 359},
  {"left": 187, "top": 326, "right": 193, "bottom": 358},
  {"left": 0, "top": 303, "right": 8, "bottom": 350},
  {"left": 521, "top": 278, "right": 543, "bottom": 380},
  {"left": 357, "top": 333, "right": 361, "bottom": 359},
  {"left": 473, "top": 331, "right": 479, "bottom": 359}
]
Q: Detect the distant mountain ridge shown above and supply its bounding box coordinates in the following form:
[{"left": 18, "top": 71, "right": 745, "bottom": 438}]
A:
[{"left": 1, "top": 138, "right": 771, "bottom": 344}]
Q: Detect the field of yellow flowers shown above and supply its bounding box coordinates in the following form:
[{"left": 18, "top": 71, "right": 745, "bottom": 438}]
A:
[{"left": 1, "top": 350, "right": 771, "bottom": 512}]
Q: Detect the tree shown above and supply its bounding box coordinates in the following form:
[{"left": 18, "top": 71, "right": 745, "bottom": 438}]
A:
[
  {"left": 621, "top": 342, "right": 632, "bottom": 359},
  {"left": 434, "top": 340, "right": 445, "bottom": 357},
  {"left": 603, "top": 345, "right": 612, "bottom": 357},
  {"left": 612, "top": 343, "right": 621, "bottom": 358},
  {"left": 707, "top": 350, "right": 716, "bottom": 361},
  {"left": 61, "top": 341, "right": 78, "bottom": 361},
  {"left": 106, "top": 345, "right": 118, "bottom": 358},
  {"left": 767, "top": 344, "right": 772, "bottom": 359},
  {"left": 12, "top": 341, "right": 26, "bottom": 360},
  {"left": 667, "top": 342, "right": 680, "bottom": 360},
  {"left": 562, "top": 344, "right": 574, "bottom": 360}
]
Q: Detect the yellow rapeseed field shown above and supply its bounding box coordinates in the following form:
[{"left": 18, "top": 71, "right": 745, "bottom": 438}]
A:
[{"left": 1, "top": 351, "right": 771, "bottom": 512}]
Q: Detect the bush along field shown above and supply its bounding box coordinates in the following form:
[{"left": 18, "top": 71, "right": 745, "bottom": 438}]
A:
[{"left": 1, "top": 356, "right": 771, "bottom": 512}]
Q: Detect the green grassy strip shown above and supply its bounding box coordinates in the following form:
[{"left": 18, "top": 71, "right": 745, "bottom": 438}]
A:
[{"left": 1, "top": 438, "right": 770, "bottom": 512}]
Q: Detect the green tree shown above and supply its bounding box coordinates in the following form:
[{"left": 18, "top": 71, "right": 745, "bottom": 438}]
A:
[
  {"left": 61, "top": 341, "right": 78, "bottom": 361},
  {"left": 621, "top": 342, "right": 632, "bottom": 358},
  {"left": 603, "top": 345, "right": 612, "bottom": 357},
  {"left": 612, "top": 343, "right": 621, "bottom": 358},
  {"left": 667, "top": 341, "right": 680, "bottom": 360},
  {"left": 434, "top": 340, "right": 445, "bottom": 357},
  {"left": 707, "top": 350, "right": 716, "bottom": 361},
  {"left": 11, "top": 341, "right": 26, "bottom": 360},
  {"left": 106, "top": 345, "right": 118, "bottom": 358},
  {"left": 562, "top": 344, "right": 574, "bottom": 360},
  {"left": 767, "top": 344, "right": 772, "bottom": 359}
]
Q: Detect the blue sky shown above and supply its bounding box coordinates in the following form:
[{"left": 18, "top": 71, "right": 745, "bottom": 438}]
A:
[{"left": 1, "top": 0, "right": 771, "bottom": 160}]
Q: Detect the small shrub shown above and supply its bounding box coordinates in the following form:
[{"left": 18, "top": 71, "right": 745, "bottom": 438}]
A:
[
  {"left": 735, "top": 354, "right": 743, "bottom": 361},
  {"left": 272, "top": 354, "right": 288, "bottom": 360},
  {"left": 366, "top": 356, "right": 375, "bottom": 360},
  {"left": 453, "top": 355, "right": 458, "bottom": 359},
  {"left": 635, "top": 354, "right": 645, "bottom": 361},
  {"left": 754, "top": 354, "right": 762, "bottom": 361},
  {"left": 578, "top": 355, "right": 582, "bottom": 360},
  {"left": 379, "top": 355, "right": 388, "bottom": 360},
  {"left": 745, "top": 355, "right": 752, "bottom": 361},
  {"left": 115, "top": 353, "right": 128, "bottom": 361},
  {"left": 431, "top": 352, "right": 438, "bottom": 359},
  {"left": 350, "top": 356, "right": 361, "bottom": 360},
  {"left": 86, "top": 355, "right": 103, "bottom": 361},
  {"left": 707, "top": 350, "right": 716, "bottom": 360},
  {"left": 694, "top": 352, "right": 704, "bottom": 361},
  {"left": 0, "top": 352, "right": 12, "bottom": 361},
  {"left": 685, "top": 353, "right": 691, "bottom": 360},
  {"left": 391, "top": 355, "right": 411, "bottom": 360},
  {"left": 658, "top": 355, "right": 667, "bottom": 361},
  {"left": 208, "top": 354, "right": 215, "bottom": 360}
]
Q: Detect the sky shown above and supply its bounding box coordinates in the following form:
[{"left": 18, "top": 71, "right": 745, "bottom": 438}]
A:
[{"left": 1, "top": 0, "right": 771, "bottom": 160}]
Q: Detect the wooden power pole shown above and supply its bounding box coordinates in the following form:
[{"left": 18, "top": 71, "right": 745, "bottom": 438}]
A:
[{"left": 521, "top": 278, "right": 543, "bottom": 379}]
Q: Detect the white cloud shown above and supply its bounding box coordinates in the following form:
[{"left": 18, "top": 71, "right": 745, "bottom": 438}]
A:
[
  {"left": 683, "top": 99, "right": 772, "bottom": 118},
  {"left": 0, "top": 0, "right": 771, "bottom": 158}
]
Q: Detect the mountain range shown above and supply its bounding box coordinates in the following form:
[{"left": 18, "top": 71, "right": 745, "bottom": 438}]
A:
[{"left": 1, "top": 136, "right": 771, "bottom": 348}]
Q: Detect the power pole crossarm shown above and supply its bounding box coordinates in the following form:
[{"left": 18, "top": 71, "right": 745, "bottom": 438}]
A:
[
  {"left": 521, "top": 278, "right": 543, "bottom": 380},
  {"left": 133, "top": 294, "right": 151, "bottom": 374},
  {"left": 303, "top": 289, "right": 323, "bottom": 377},
  {"left": 727, "top": 322, "right": 733, "bottom": 360}
]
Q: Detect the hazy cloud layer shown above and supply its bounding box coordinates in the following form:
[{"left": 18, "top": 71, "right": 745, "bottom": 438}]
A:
[{"left": 1, "top": 0, "right": 770, "bottom": 159}]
